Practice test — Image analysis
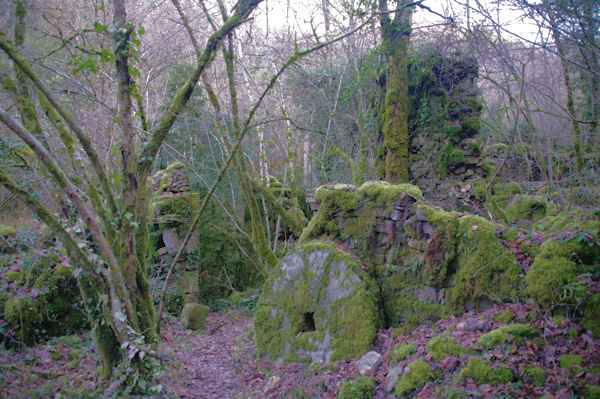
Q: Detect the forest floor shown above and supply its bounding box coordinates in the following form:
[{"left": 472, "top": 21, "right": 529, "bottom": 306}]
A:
[{"left": 1, "top": 304, "right": 599, "bottom": 398}]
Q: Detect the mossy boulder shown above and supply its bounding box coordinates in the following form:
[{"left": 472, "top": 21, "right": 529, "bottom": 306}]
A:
[
  {"left": 394, "top": 358, "right": 432, "bottom": 397},
  {"left": 459, "top": 357, "right": 513, "bottom": 385},
  {"left": 255, "top": 242, "right": 381, "bottom": 364},
  {"left": 525, "top": 214, "right": 600, "bottom": 336},
  {"left": 337, "top": 376, "right": 376, "bottom": 399},
  {"left": 2, "top": 251, "right": 86, "bottom": 345},
  {"left": 181, "top": 303, "right": 209, "bottom": 330},
  {"left": 4, "top": 296, "right": 41, "bottom": 342},
  {"left": 301, "top": 182, "right": 525, "bottom": 331},
  {"left": 447, "top": 215, "right": 521, "bottom": 314},
  {"left": 503, "top": 195, "right": 552, "bottom": 223}
]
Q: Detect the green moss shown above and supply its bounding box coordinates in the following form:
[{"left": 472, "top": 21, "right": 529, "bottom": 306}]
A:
[
  {"left": 476, "top": 324, "right": 538, "bottom": 348},
  {"left": 447, "top": 215, "right": 520, "bottom": 315},
  {"left": 582, "top": 294, "right": 600, "bottom": 338},
  {"left": 459, "top": 357, "right": 513, "bottom": 385},
  {"left": 494, "top": 309, "right": 513, "bottom": 324},
  {"left": 0, "top": 225, "right": 16, "bottom": 236},
  {"left": 395, "top": 358, "right": 432, "bottom": 397},
  {"left": 426, "top": 336, "right": 466, "bottom": 361},
  {"left": 94, "top": 323, "right": 121, "bottom": 378},
  {"left": 299, "top": 186, "right": 358, "bottom": 243},
  {"left": 503, "top": 195, "right": 550, "bottom": 224},
  {"left": 443, "top": 124, "right": 463, "bottom": 138},
  {"left": 474, "top": 180, "right": 487, "bottom": 200},
  {"left": 526, "top": 239, "right": 581, "bottom": 310},
  {"left": 4, "top": 270, "right": 21, "bottom": 282},
  {"left": 391, "top": 343, "right": 417, "bottom": 364},
  {"left": 460, "top": 115, "right": 481, "bottom": 136},
  {"left": 4, "top": 296, "right": 40, "bottom": 342},
  {"left": 582, "top": 385, "right": 600, "bottom": 399},
  {"left": 416, "top": 203, "right": 459, "bottom": 228},
  {"left": 337, "top": 376, "right": 376, "bottom": 399},
  {"left": 181, "top": 303, "right": 209, "bottom": 330},
  {"left": 567, "top": 327, "right": 578, "bottom": 339},
  {"left": 493, "top": 182, "right": 522, "bottom": 198},
  {"left": 356, "top": 181, "right": 423, "bottom": 203},
  {"left": 559, "top": 354, "right": 584, "bottom": 371},
  {"left": 465, "top": 140, "right": 482, "bottom": 156},
  {"left": 447, "top": 144, "right": 465, "bottom": 164},
  {"left": 300, "top": 182, "right": 425, "bottom": 244},
  {"left": 523, "top": 365, "right": 545, "bottom": 385},
  {"left": 482, "top": 159, "right": 497, "bottom": 178}
]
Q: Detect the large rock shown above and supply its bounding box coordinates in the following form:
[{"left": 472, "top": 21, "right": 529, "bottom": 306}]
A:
[
  {"left": 356, "top": 351, "right": 383, "bottom": 376},
  {"left": 181, "top": 303, "right": 209, "bottom": 330},
  {"left": 255, "top": 242, "right": 381, "bottom": 364},
  {"left": 299, "top": 182, "right": 521, "bottom": 328}
]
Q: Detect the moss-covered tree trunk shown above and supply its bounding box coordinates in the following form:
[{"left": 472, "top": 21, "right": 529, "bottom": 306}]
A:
[
  {"left": 219, "top": 3, "right": 278, "bottom": 270},
  {"left": 380, "top": 0, "right": 412, "bottom": 183}
]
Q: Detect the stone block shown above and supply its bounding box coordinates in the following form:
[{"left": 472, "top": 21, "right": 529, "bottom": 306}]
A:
[{"left": 181, "top": 303, "right": 209, "bottom": 330}]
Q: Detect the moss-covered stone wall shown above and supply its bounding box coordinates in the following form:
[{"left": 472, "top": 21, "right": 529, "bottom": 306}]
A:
[
  {"left": 302, "top": 182, "right": 600, "bottom": 339},
  {"left": 150, "top": 163, "right": 201, "bottom": 312},
  {"left": 406, "top": 52, "right": 484, "bottom": 209},
  {"left": 301, "top": 181, "right": 521, "bottom": 330}
]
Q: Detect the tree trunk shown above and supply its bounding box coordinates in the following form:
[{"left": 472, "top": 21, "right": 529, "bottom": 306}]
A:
[{"left": 380, "top": 0, "right": 412, "bottom": 183}]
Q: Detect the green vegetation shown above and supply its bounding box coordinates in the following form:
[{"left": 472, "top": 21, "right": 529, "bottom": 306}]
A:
[
  {"left": 494, "top": 309, "right": 513, "bottom": 324},
  {"left": 391, "top": 342, "right": 417, "bottom": 364},
  {"left": 559, "top": 354, "right": 584, "bottom": 374},
  {"left": 447, "top": 215, "right": 520, "bottom": 315},
  {"left": 459, "top": 357, "right": 513, "bottom": 385},
  {"left": 337, "top": 377, "right": 376, "bottom": 399},
  {"left": 476, "top": 324, "right": 538, "bottom": 348},
  {"left": 523, "top": 365, "right": 545, "bottom": 385},
  {"left": 426, "top": 336, "right": 467, "bottom": 361},
  {"left": 395, "top": 358, "right": 432, "bottom": 397},
  {"left": 255, "top": 242, "right": 381, "bottom": 363}
]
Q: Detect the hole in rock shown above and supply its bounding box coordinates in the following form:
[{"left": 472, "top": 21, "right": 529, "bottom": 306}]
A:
[{"left": 300, "top": 312, "right": 316, "bottom": 332}]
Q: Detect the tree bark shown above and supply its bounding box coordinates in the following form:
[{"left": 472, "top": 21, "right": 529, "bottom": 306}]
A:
[{"left": 380, "top": 0, "right": 412, "bottom": 183}]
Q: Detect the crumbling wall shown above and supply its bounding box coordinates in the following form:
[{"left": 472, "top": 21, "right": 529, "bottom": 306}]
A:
[
  {"left": 302, "top": 181, "right": 521, "bottom": 328},
  {"left": 150, "top": 163, "right": 200, "bottom": 310},
  {"left": 407, "top": 52, "right": 484, "bottom": 209}
]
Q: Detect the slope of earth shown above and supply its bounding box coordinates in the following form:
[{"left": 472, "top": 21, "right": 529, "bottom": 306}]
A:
[{"left": 1, "top": 306, "right": 599, "bottom": 398}]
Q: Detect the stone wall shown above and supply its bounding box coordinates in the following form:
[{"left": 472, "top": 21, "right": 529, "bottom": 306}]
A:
[
  {"left": 302, "top": 181, "right": 520, "bottom": 328},
  {"left": 151, "top": 163, "right": 201, "bottom": 311},
  {"left": 407, "top": 52, "right": 484, "bottom": 209}
]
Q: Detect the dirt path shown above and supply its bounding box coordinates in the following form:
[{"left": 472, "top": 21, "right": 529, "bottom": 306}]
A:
[
  {"left": 161, "top": 311, "right": 265, "bottom": 398},
  {"left": 161, "top": 311, "right": 356, "bottom": 398}
]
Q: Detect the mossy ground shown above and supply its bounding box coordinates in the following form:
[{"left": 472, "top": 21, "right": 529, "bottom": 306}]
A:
[
  {"left": 1, "top": 250, "right": 87, "bottom": 345},
  {"left": 426, "top": 336, "right": 468, "bottom": 361},
  {"left": 476, "top": 324, "right": 538, "bottom": 348},
  {"left": 391, "top": 342, "right": 416, "bottom": 364},
  {"left": 395, "top": 358, "right": 432, "bottom": 397},
  {"left": 337, "top": 376, "right": 376, "bottom": 399},
  {"left": 459, "top": 357, "right": 513, "bottom": 385}
]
